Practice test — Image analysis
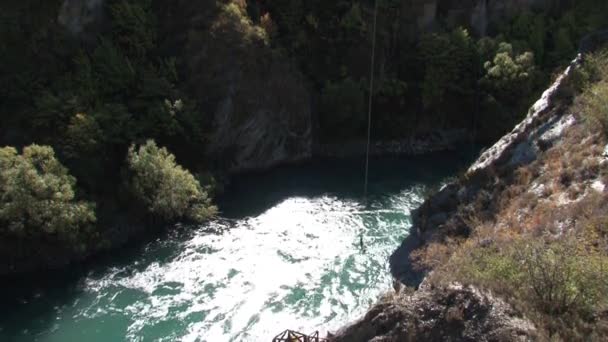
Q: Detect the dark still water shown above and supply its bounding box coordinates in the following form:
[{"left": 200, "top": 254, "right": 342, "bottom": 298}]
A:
[{"left": 0, "top": 151, "right": 475, "bottom": 342}]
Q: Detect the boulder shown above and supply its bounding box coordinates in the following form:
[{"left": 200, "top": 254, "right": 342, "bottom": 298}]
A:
[{"left": 330, "top": 284, "right": 536, "bottom": 342}]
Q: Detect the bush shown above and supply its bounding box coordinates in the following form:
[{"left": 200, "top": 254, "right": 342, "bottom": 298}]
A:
[
  {"left": 420, "top": 28, "right": 476, "bottom": 120},
  {"left": 63, "top": 113, "right": 104, "bottom": 158},
  {"left": 480, "top": 43, "right": 536, "bottom": 104},
  {"left": 126, "top": 140, "right": 217, "bottom": 223},
  {"left": 444, "top": 236, "right": 608, "bottom": 338},
  {"left": 577, "top": 50, "right": 608, "bottom": 133},
  {"left": 0, "top": 145, "right": 96, "bottom": 243}
]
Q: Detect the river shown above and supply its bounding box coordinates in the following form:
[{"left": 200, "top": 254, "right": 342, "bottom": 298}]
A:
[{"left": 0, "top": 152, "right": 475, "bottom": 342}]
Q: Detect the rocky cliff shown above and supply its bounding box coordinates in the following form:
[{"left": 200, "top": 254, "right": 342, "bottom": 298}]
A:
[
  {"left": 172, "top": 2, "right": 313, "bottom": 172},
  {"left": 332, "top": 49, "right": 608, "bottom": 340},
  {"left": 57, "top": 0, "right": 313, "bottom": 172},
  {"left": 412, "top": 54, "right": 582, "bottom": 244},
  {"left": 55, "top": 0, "right": 564, "bottom": 173},
  {"left": 330, "top": 282, "right": 536, "bottom": 342}
]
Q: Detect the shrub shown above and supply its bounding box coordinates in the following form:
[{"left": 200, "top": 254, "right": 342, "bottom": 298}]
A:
[
  {"left": 63, "top": 113, "right": 104, "bottom": 158},
  {"left": 126, "top": 140, "right": 217, "bottom": 223},
  {"left": 480, "top": 43, "right": 536, "bottom": 104},
  {"left": 109, "top": 0, "right": 157, "bottom": 59},
  {"left": 0, "top": 145, "right": 96, "bottom": 243},
  {"left": 420, "top": 28, "right": 476, "bottom": 120},
  {"left": 444, "top": 236, "right": 608, "bottom": 338},
  {"left": 577, "top": 50, "right": 608, "bottom": 134}
]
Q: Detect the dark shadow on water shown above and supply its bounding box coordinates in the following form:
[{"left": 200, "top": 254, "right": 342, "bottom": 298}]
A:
[
  {"left": 217, "top": 150, "right": 478, "bottom": 219},
  {"left": 0, "top": 225, "right": 203, "bottom": 340}
]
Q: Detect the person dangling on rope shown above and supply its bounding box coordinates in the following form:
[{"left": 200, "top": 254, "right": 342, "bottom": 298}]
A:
[{"left": 360, "top": 233, "right": 366, "bottom": 253}]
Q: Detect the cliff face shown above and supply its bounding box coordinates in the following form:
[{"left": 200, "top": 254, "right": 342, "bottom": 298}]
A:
[
  {"left": 413, "top": 54, "right": 581, "bottom": 245},
  {"left": 57, "top": 0, "right": 313, "bottom": 172},
  {"left": 333, "top": 52, "right": 607, "bottom": 340},
  {"left": 180, "top": 0, "right": 559, "bottom": 172},
  {"left": 55, "top": 0, "right": 561, "bottom": 173},
  {"left": 177, "top": 2, "right": 313, "bottom": 172}
]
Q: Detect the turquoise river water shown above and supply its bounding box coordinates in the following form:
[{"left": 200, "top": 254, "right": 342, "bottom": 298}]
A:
[{"left": 0, "top": 153, "right": 474, "bottom": 342}]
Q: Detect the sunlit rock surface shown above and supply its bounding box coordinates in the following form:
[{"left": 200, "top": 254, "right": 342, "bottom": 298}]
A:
[{"left": 469, "top": 55, "right": 582, "bottom": 174}]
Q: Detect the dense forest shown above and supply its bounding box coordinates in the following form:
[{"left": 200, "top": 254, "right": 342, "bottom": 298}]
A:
[{"left": 1, "top": 0, "right": 608, "bottom": 274}]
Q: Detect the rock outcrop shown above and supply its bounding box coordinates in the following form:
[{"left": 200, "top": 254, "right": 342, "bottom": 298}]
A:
[
  {"left": 172, "top": 1, "right": 313, "bottom": 172},
  {"left": 336, "top": 54, "right": 587, "bottom": 342},
  {"left": 413, "top": 54, "right": 581, "bottom": 243},
  {"left": 331, "top": 283, "right": 536, "bottom": 342},
  {"left": 55, "top": 0, "right": 562, "bottom": 173},
  {"left": 315, "top": 130, "right": 468, "bottom": 159}
]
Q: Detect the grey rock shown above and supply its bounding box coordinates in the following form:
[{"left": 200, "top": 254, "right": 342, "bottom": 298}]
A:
[
  {"left": 468, "top": 55, "right": 582, "bottom": 175},
  {"left": 330, "top": 284, "right": 536, "bottom": 342}
]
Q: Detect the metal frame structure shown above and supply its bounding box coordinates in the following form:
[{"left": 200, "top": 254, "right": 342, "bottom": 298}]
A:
[{"left": 272, "top": 330, "right": 328, "bottom": 342}]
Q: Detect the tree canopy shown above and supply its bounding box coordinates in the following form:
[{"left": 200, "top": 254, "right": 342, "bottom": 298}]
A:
[
  {"left": 127, "top": 140, "right": 217, "bottom": 223},
  {"left": 0, "top": 145, "right": 96, "bottom": 244}
]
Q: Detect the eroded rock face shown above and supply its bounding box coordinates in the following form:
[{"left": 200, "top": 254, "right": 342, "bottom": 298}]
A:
[
  {"left": 412, "top": 55, "right": 582, "bottom": 241},
  {"left": 203, "top": 47, "right": 312, "bottom": 172},
  {"left": 174, "top": 2, "right": 312, "bottom": 172},
  {"left": 330, "top": 283, "right": 536, "bottom": 342},
  {"left": 58, "top": 0, "right": 104, "bottom": 35},
  {"left": 468, "top": 56, "right": 581, "bottom": 174}
]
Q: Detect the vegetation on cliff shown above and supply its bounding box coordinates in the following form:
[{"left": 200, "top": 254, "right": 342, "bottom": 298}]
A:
[
  {"left": 258, "top": 0, "right": 608, "bottom": 141},
  {"left": 127, "top": 140, "right": 217, "bottom": 223},
  {"left": 0, "top": 145, "right": 96, "bottom": 248},
  {"left": 0, "top": 0, "right": 216, "bottom": 273},
  {"left": 412, "top": 51, "right": 608, "bottom": 340}
]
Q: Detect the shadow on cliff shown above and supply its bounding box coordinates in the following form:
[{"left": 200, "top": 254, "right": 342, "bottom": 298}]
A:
[{"left": 389, "top": 233, "right": 425, "bottom": 287}]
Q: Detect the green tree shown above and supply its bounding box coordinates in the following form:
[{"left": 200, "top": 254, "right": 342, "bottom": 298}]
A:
[
  {"left": 551, "top": 27, "right": 576, "bottom": 65},
  {"left": 63, "top": 113, "right": 104, "bottom": 159},
  {"left": 420, "top": 28, "right": 477, "bottom": 124},
  {"left": 481, "top": 43, "right": 536, "bottom": 104},
  {"left": 320, "top": 78, "right": 366, "bottom": 139},
  {"left": 477, "top": 43, "right": 537, "bottom": 138},
  {"left": 110, "top": 0, "right": 157, "bottom": 59},
  {"left": 509, "top": 11, "right": 547, "bottom": 64},
  {"left": 340, "top": 3, "right": 365, "bottom": 36},
  {"left": 127, "top": 140, "right": 217, "bottom": 223},
  {"left": 0, "top": 145, "right": 96, "bottom": 243}
]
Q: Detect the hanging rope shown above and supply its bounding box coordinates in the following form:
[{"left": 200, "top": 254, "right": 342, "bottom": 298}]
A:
[{"left": 364, "top": 0, "right": 379, "bottom": 199}]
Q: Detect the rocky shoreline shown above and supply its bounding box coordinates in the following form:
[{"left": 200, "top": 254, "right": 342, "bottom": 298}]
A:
[{"left": 314, "top": 130, "right": 470, "bottom": 159}]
